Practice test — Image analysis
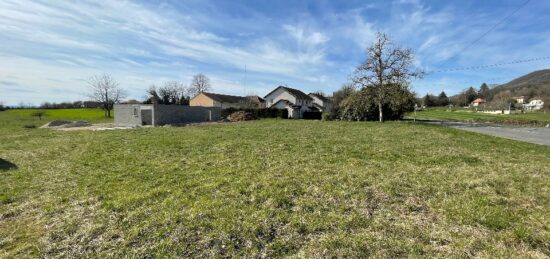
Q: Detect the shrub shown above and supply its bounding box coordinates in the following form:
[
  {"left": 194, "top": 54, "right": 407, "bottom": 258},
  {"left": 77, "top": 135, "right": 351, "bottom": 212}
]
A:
[
  {"left": 31, "top": 110, "right": 47, "bottom": 120},
  {"left": 321, "top": 112, "right": 332, "bottom": 121},
  {"left": 339, "top": 86, "right": 415, "bottom": 121},
  {"left": 221, "top": 108, "right": 288, "bottom": 119},
  {"left": 303, "top": 111, "right": 322, "bottom": 120}
]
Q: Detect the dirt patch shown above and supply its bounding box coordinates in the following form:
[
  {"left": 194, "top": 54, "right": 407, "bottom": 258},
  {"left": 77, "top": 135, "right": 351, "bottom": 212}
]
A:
[
  {"left": 227, "top": 111, "right": 257, "bottom": 122},
  {"left": 41, "top": 122, "right": 133, "bottom": 131},
  {"left": 41, "top": 120, "right": 71, "bottom": 128},
  {"left": 41, "top": 120, "right": 91, "bottom": 129}
]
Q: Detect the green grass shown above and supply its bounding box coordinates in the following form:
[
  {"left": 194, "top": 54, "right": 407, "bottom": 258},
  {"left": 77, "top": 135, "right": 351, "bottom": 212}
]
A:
[
  {"left": 409, "top": 108, "right": 550, "bottom": 126},
  {"left": 0, "top": 111, "right": 549, "bottom": 257},
  {"left": 0, "top": 109, "right": 112, "bottom": 129}
]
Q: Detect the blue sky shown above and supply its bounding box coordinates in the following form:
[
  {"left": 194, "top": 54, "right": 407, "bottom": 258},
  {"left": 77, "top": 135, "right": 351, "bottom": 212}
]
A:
[{"left": 1, "top": 0, "right": 549, "bottom": 105}]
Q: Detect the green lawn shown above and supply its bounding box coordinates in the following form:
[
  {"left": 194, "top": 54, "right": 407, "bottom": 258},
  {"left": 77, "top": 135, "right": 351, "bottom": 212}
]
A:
[
  {"left": 409, "top": 108, "right": 550, "bottom": 126},
  {"left": 0, "top": 109, "right": 112, "bottom": 129},
  {"left": 1, "top": 112, "right": 549, "bottom": 257}
]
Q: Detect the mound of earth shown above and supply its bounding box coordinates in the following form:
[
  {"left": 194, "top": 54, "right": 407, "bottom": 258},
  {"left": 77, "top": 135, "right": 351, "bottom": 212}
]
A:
[
  {"left": 41, "top": 120, "right": 71, "bottom": 128},
  {"left": 41, "top": 120, "right": 91, "bottom": 128},
  {"left": 64, "top": 121, "right": 92, "bottom": 128},
  {"left": 227, "top": 111, "right": 257, "bottom": 122}
]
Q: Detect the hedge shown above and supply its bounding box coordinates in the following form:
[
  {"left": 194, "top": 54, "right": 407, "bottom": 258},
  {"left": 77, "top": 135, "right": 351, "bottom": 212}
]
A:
[{"left": 221, "top": 107, "right": 288, "bottom": 119}]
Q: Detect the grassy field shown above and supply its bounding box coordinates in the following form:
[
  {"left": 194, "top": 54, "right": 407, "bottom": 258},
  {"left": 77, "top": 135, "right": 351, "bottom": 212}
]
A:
[
  {"left": 1, "top": 110, "right": 549, "bottom": 257},
  {"left": 408, "top": 108, "right": 550, "bottom": 126},
  {"left": 0, "top": 109, "right": 112, "bottom": 128}
]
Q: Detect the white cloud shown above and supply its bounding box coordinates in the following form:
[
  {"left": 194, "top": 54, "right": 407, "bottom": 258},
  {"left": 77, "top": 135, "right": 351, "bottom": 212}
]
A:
[{"left": 0, "top": 0, "right": 337, "bottom": 104}]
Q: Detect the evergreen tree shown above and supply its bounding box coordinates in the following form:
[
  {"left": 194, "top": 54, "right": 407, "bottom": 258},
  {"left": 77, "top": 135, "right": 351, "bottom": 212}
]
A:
[
  {"left": 437, "top": 91, "right": 449, "bottom": 106},
  {"left": 478, "top": 83, "right": 492, "bottom": 101},
  {"left": 423, "top": 94, "right": 434, "bottom": 107},
  {"left": 464, "top": 87, "right": 478, "bottom": 105}
]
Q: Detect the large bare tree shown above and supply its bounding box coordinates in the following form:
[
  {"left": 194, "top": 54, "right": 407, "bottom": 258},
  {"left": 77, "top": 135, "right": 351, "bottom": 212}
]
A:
[
  {"left": 189, "top": 73, "right": 212, "bottom": 97},
  {"left": 352, "top": 32, "right": 421, "bottom": 122},
  {"left": 86, "top": 74, "right": 126, "bottom": 117}
]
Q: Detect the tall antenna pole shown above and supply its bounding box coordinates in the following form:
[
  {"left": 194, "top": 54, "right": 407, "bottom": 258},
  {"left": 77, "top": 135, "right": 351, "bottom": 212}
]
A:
[{"left": 244, "top": 64, "right": 247, "bottom": 96}]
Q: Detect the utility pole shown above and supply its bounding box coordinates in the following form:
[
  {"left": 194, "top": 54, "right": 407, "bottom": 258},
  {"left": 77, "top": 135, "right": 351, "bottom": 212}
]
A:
[{"left": 243, "top": 64, "right": 247, "bottom": 96}]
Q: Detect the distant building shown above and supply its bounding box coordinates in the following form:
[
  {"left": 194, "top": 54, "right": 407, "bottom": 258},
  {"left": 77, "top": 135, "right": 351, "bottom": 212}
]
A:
[
  {"left": 246, "top": 95, "right": 266, "bottom": 108},
  {"left": 190, "top": 92, "right": 255, "bottom": 109},
  {"left": 308, "top": 93, "right": 333, "bottom": 112},
  {"left": 264, "top": 86, "right": 315, "bottom": 118},
  {"left": 471, "top": 98, "right": 486, "bottom": 107},
  {"left": 514, "top": 96, "right": 526, "bottom": 104},
  {"left": 524, "top": 99, "right": 544, "bottom": 111}
]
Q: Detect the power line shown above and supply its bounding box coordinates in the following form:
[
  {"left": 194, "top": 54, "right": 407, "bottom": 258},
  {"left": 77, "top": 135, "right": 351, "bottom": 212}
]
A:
[
  {"left": 425, "top": 55, "right": 550, "bottom": 75},
  {"left": 444, "top": 0, "right": 531, "bottom": 62}
]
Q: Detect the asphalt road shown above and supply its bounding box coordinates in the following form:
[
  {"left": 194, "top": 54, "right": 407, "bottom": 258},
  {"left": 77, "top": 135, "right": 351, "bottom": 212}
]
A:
[{"left": 406, "top": 118, "right": 550, "bottom": 146}]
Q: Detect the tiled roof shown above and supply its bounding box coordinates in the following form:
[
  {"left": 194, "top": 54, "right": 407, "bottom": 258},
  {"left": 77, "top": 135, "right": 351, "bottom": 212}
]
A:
[
  {"left": 472, "top": 98, "right": 486, "bottom": 103},
  {"left": 264, "top": 86, "right": 313, "bottom": 101},
  {"left": 309, "top": 93, "right": 331, "bottom": 103},
  {"left": 201, "top": 92, "right": 249, "bottom": 104},
  {"left": 272, "top": 99, "right": 301, "bottom": 109},
  {"left": 246, "top": 95, "right": 265, "bottom": 104}
]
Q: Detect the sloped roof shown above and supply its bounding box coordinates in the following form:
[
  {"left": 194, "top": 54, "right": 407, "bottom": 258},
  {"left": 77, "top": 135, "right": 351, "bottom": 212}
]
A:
[
  {"left": 272, "top": 99, "right": 301, "bottom": 109},
  {"left": 471, "top": 98, "right": 486, "bottom": 103},
  {"left": 264, "top": 86, "right": 313, "bottom": 101},
  {"left": 200, "top": 92, "right": 249, "bottom": 104},
  {"left": 246, "top": 95, "right": 265, "bottom": 104},
  {"left": 309, "top": 93, "right": 331, "bottom": 103}
]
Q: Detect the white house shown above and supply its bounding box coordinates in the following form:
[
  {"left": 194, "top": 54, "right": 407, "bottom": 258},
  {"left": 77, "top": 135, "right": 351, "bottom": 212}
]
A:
[
  {"left": 524, "top": 99, "right": 544, "bottom": 111},
  {"left": 471, "top": 98, "right": 486, "bottom": 107},
  {"left": 308, "top": 93, "right": 333, "bottom": 112},
  {"left": 514, "top": 96, "right": 526, "bottom": 104},
  {"left": 264, "top": 86, "right": 315, "bottom": 118}
]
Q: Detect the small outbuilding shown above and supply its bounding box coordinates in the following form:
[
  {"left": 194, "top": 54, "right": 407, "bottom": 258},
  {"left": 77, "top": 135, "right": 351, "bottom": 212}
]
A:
[
  {"left": 471, "top": 98, "right": 486, "bottom": 107},
  {"left": 114, "top": 104, "right": 221, "bottom": 127}
]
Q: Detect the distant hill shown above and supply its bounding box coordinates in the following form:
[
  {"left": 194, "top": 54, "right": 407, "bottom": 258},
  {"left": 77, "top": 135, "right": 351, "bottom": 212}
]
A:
[
  {"left": 447, "top": 69, "right": 550, "bottom": 108},
  {"left": 491, "top": 69, "right": 550, "bottom": 99}
]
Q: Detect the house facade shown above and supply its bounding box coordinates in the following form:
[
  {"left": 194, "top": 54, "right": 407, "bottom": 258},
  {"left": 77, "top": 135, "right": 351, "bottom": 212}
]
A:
[
  {"left": 264, "top": 86, "right": 315, "bottom": 118},
  {"left": 524, "top": 99, "right": 544, "bottom": 111},
  {"left": 190, "top": 92, "right": 262, "bottom": 109},
  {"left": 514, "top": 96, "right": 526, "bottom": 104},
  {"left": 308, "top": 93, "right": 333, "bottom": 112},
  {"left": 471, "top": 98, "right": 486, "bottom": 107}
]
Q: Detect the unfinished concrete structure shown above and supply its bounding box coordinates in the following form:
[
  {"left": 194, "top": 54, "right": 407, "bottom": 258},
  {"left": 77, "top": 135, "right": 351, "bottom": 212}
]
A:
[{"left": 114, "top": 104, "right": 221, "bottom": 127}]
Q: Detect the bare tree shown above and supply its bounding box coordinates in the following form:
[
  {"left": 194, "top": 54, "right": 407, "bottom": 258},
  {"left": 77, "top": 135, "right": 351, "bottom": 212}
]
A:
[
  {"left": 146, "top": 81, "right": 189, "bottom": 105},
  {"left": 145, "top": 85, "right": 161, "bottom": 104},
  {"left": 162, "top": 81, "right": 189, "bottom": 104},
  {"left": 352, "top": 32, "right": 422, "bottom": 122},
  {"left": 86, "top": 74, "right": 126, "bottom": 117},
  {"left": 31, "top": 110, "right": 46, "bottom": 120},
  {"left": 312, "top": 90, "right": 326, "bottom": 97},
  {"left": 189, "top": 73, "right": 212, "bottom": 97}
]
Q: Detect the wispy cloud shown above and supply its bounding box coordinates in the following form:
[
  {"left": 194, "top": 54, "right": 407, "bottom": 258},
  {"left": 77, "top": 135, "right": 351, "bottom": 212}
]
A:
[{"left": 1, "top": 0, "right": 549, "bottom": 104}]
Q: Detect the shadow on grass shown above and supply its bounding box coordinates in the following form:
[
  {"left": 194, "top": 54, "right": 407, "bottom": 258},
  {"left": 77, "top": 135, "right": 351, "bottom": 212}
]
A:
[{"left": 0, "top": 158, "right": 17, "bottom": 171}]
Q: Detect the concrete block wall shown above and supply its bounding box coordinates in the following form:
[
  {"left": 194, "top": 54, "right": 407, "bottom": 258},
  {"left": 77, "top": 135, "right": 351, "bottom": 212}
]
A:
[
  {"left": 114, "top": 104, "right": 221, "bottom": 127},
  {"left": 114, "top": 104, "right": 143, "bottom": 127}
]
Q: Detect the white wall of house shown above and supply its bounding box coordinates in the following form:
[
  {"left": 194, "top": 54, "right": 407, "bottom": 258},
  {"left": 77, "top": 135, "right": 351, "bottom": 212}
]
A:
[
  {"left": 265, "top": 87, "right": 317, "bottom": 118},
  {"left": 524, "top": 99, "right": 544, "bottom": 110},
  {"left": 310, "top": 95, "right": 332, "bottom": 112},
  {"left": 265, "top": 88, "right": 297, "bottom": 107}
]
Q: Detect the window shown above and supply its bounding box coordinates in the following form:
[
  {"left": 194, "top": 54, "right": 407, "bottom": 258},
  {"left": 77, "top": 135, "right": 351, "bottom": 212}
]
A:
[{"left": 133, "top": 107, "right": 138, "bottom": 117}]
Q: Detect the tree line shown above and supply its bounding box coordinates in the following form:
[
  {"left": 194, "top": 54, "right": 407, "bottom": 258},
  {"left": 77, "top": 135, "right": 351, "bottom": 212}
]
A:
[{"left": 143, "top": 74, "right": 212, "bottom": 105}]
